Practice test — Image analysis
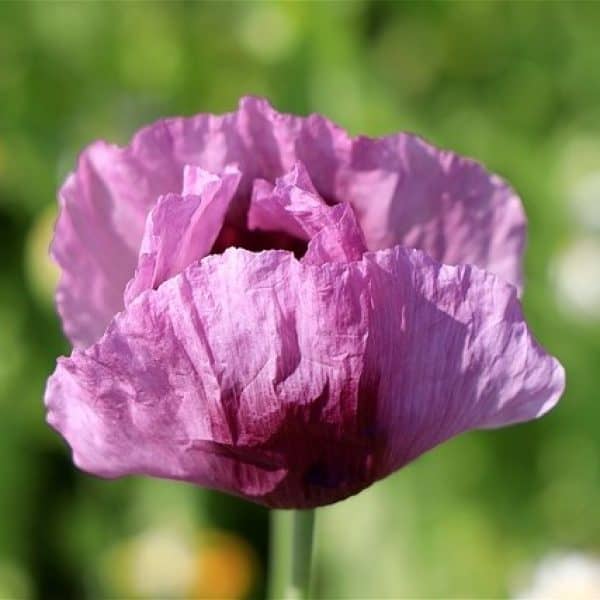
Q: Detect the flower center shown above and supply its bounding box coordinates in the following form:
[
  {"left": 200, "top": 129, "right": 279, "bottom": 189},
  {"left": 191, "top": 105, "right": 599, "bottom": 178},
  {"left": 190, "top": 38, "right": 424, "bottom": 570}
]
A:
[{"left": 211, "top": 223, "right": 308, "bottom": 259}]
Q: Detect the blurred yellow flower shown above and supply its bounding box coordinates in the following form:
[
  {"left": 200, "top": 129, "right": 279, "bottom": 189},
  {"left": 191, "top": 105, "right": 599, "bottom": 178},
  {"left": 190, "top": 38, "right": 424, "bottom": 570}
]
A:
[
  {"left": 193, "top": 531, "right": 257, "bottom": 600},
  {"left": 25, "top": 204, "right": 59, "bottom": 307},
  {"left": 101, "top": 525, "right": 256, "bottom": 599}
]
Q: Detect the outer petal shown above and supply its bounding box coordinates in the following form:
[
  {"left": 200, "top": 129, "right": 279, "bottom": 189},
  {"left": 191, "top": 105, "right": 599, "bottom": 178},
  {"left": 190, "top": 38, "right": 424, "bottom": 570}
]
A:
[
  {"left": 363, "top": 249, "right": 563, "bottom": 474},
  {"left": 124, "top": 166, "right": 240, "bottom": 304},
  {"left": 53, "top": 149, "right": 153, "bottom": 348},
  {"left": 45, "top": 247, "right": 563, "bottom": 508},
  {"left": 339, "top": 134, "right": 526, "bottom": 291}
]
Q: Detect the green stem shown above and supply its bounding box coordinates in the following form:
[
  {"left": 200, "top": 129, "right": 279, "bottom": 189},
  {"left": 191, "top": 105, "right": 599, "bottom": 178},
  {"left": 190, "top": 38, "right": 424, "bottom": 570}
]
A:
[
  {"left": 268, "top": 509, "right": 316, "bottom": 600},
  {"left": 268, "top": 510, "right": 291, "bottom": 600},
  {"left": 287, "top": 510, "right": 315, "bottom": 600}
]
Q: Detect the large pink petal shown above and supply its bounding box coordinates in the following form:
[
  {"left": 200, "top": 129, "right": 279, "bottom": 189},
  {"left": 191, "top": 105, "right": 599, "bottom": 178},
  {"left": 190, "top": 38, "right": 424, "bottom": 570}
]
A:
[
  {"left": 124, "top": 166, "right": 240, "bottom": 304},
  {"left": 45, "top": 247, "right": 563, "bottom": 508},
  {"left": 339, "top": 134, "right": 526, "bottom": 291},
  {"left": 363, "top": 249, "right": 563, "bottom": 474}
]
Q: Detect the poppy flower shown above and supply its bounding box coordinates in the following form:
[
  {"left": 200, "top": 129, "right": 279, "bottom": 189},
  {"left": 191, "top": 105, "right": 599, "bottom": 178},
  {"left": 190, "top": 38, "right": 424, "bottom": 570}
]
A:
[{"left": 44, "top": 97, "right": 564, "bottom": 508}]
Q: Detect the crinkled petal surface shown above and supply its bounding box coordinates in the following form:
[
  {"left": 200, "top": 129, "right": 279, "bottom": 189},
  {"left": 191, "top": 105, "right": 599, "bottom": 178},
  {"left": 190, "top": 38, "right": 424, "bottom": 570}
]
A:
[
  {"left": 53, "top": 97, "right": 526, "bottom": 347},
  {"left": 339, "top": 135, "right": 526, "bottom": 292},
  {"left": 124, "top": 166, "right": 241, "bottom": 304},
  {"left": 45, "top": 247, "right": 563, "bottom": 508},
  {"left": 247, "top": 162, "right": 368, "bottom": 263}
]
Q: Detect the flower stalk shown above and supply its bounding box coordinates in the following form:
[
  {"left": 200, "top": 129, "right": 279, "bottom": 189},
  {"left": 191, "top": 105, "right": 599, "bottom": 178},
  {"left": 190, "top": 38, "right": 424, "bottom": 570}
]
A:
[
  {"left": 269, "top": 509, "right": 315, "bottom": 600},
  {"left": 288, "top": 509, "right": 315, "bottom": 599}
]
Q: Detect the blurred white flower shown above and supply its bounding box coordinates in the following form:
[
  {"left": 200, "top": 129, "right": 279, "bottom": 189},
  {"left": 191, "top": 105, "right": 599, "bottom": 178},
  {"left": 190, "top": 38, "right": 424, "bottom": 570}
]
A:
[
  {"left": 102, "top": 526, "right": 196, "bottom": 599},
  {"left": 569, "top": 171, "right": 600, "bottom": 233},
  {"left": 513, "top": 552, "right": 600, "bottom": 599},
  {"left": 129, "top": 528, "right": 196, "bottom": 598},
  {"left": 550, "top": 237, "right": 600, "bottom": 321},
  {"left": 101, "top": 525, "right": 257, "bottom": 599}
]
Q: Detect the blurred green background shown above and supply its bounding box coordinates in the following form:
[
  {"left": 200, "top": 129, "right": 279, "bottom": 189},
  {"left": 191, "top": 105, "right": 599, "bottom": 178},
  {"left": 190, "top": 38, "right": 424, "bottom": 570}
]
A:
[{"left": 1, "top": 1, "right": 599, "bottom": 598}]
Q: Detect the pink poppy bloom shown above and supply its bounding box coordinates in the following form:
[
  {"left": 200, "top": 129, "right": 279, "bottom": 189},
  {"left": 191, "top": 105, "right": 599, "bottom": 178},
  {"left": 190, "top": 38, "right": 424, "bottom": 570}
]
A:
[{"left": 44, "top": 97, "right": 564, "bottom": 508}]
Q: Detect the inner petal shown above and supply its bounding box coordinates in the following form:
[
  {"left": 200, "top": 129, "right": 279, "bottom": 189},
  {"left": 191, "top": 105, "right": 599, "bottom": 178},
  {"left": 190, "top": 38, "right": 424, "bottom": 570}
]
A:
[
  {"left": 124, "top": 165, "right": 240, "bottom": 304},
  {"left": 211, "top": 162, "right": 338, "bottom": 259},
  {"left": 246, "top": 162, "right": 367, "bottom": 264},
  {"left": 126, "top": 161, "right": 369, "bottom": 306},
  {"left": 248, "top": 162, "right": 335, "bottom": 240},
  {"left": 303, "top": 203, "right": 367, "bottom": 265}
]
